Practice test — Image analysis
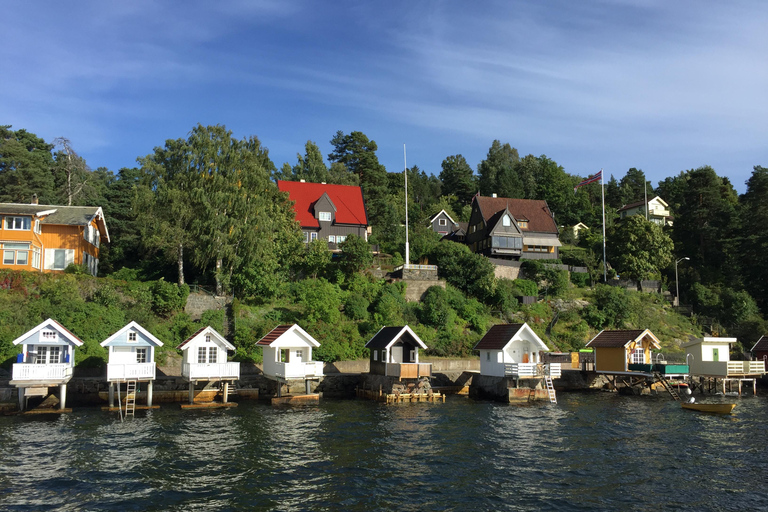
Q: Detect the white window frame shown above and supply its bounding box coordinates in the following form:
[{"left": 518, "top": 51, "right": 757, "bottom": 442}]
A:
[
  {"left": 318, "top": 211, "right": 332, "bottom": 222},
  {"left": 337, "top": 235, "right": 346, "bottom": 243},
  {"left": 136, "top": 348, "right": 147, "bottom": 364},
  {"left": 41, "top": 331, "right": 57, "bottom": 341},
  {"left": 502, "top": 215, "right": 511, "bottom": 227},
  {"left": 32, "top": 247, "right": 41, "bottom": 269},
  {"left": 438, "top": 218, "right": 447, "bottom": 226},
  {"left": 205, "top": 334, "right": 212, "bottom": 343},
  {"left": 209, "top": 347, "right": 218, "bottom": 364},
  {"left": 310, "top": 232, "right": 318, "bottom": 241},
  {"left": 53, "top": 249, "right": 67, "bottom": 270},
  {"left": 328, "top": 235, "right": 336, "bottom": 243},
  {"left": 127, "top": 332, "right": 138, "bottom": 343},
  {"left": 4, "top": 216, "right": 31, "bottom": 231},
  {"left": 198, "top": 347, "right": 207, "bottom": 364},
  {"left": 631, "top": 347, "right": 645, "bottom": 364},
  {"left": 303, "top": 231, "right": 309, "bottom": 243}
]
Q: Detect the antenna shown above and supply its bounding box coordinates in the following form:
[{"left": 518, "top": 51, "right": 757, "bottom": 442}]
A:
[{"left": 404, "top": 144, "right": 409, "bottom": 267}]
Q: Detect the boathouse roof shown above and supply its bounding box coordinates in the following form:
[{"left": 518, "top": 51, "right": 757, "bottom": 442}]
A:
[
  {"left": 11, "top": 318, "right": 84, "bottom": 347},
  {"left": 365, "top": 326, "right": 428, "bottom": 350},
  {"left": 177, "top": 325, "right": 234, "bottom": 351},
  {"left": 256, "top": 324, "right": 320, "bottom": 348},
  {"left": 586, "top": 329, "right": 661, "bottom": 349},
  {"left": 751, "top": 335, "right": 768, "bottom": 353}
]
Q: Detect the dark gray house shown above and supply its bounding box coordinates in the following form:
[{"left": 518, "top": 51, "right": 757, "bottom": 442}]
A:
[{"left": 365, "top": 326, "right": 431, "bottom": 379}]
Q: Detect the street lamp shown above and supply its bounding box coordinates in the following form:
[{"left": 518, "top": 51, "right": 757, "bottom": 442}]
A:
[{"left": 675, "top": 257, "right": 690, "bottom": 307}]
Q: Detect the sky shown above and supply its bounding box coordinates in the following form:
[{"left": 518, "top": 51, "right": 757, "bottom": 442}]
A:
[{"left": 3, "top": 0, "right": 767, "bottom": 192}]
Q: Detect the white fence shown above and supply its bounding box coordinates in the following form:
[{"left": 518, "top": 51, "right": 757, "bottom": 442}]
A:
[
  {"left": 106, "top": 362, "right": 156, "bottom": 381},
  {"left": 12, "top": 363, "right": 72, "bottom": 381},
  {"left": 727, "top": 361, "right": 766, "bottom": 375},
  {"left": 274, "top": 361, "right": 324, "bottom": 379},
  {"left": 504, "top": 363, "right": 561, "bottom": 378},
  {"left": 182, "top": 362, "right": 240, "bottom": 380}
]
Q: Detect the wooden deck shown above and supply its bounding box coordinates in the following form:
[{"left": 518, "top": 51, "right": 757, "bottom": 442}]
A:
[
  {"left": 181, "top": 402, "right": 238, "bottom": 410},
  {"left": 101, "top": 405, "right": 161, "bottom": 411},
  {"left": 356, "top": 387, "right": 446, "bottom": 404},
  {"left": 271, "top": 393, "right": 320, "bottom": 405}
]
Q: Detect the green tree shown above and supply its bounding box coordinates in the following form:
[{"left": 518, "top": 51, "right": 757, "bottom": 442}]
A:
[
  {"left": 278, "top": 140, "right": 333, "bottom": 184},
  {"left": 328, "top": 131, "right": 388, "bottom": 221},
  {"left": 339, "top": 234, "right": 373, "bottom": 276},
  {"left": 302, "top": 238, "right": 331, "bottom": 279},
  {"left": 0, "top": 126, "right": 56, "bottom": 203},
  {"left": 618, "top": 167, "right": 651, "bottom": 206},
  {"left": 477, "top": 140, "right": 519, "bottom": 196},
  {"left": 606, "top": 216, "right": 673, "bottom": 284},
  {"left": 738, "top": 166, "right": 768, "bottom": 312},
  {"left": 440, "top": 154, "right": 476, "bottom": 205}
]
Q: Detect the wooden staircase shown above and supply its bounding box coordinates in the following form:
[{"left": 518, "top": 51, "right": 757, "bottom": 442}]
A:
[
  {"left": 545, "top": 376, "right": 557, "bottom": 404},
  {"left": 653, "top": 372, "right": 681, "bottom": 401}
]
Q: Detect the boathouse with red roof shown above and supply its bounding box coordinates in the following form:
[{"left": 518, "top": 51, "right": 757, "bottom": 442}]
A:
[
  {"left": 277, "top": 180, "right": 369, "bottom": 250},
  {"left": 256, "top": 324, "right": 324, "bottom": 381}
]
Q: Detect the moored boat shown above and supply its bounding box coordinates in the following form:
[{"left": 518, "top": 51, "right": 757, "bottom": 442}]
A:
[{"left": 681, "top": 402, "right": 736, "bottom": 414}]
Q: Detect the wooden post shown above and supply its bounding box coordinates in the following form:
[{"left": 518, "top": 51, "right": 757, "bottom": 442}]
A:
[
  {"left": 18, "top": 388, "right": 24, "bottom": 412},
  {"left": 277, "top": 383, "right": 282, "bottom": 398},
  {"left": 754, "top": 379, "right": 757, "bottom": 395},
  {"left": 109, "top": 383, "right": 115, "bottom": 408},
  {"left": 739, "top": 380, "right": 742, "bottom": 396},
  {"left": 223, "top": 382, "right": 229, "bottom": 403},
  {"left": 147, "top": 380, "right": 154, "bottom": 407},
  {"left": 188, "top": 381, "right": 195, "bottom": 404},
  {"left": 305, "top": 379, "right": 311, "bottom": 395},
  {"left": 59, "top": 383, "right": 67, "bottom": 410}
]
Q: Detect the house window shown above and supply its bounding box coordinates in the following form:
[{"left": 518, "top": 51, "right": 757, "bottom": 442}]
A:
[
  {"left": 303, "top": 231, "right": 309, "bottom": 243},
  {"left": 49, "top": 346, "right": 60, "bottom": 364},
  {"left": 328, "top": 235, "right": 336, "bottom": 243},
  {"left": 525, "top": 245, "right": 550, "bottom": 253},
  {"left": 318, "top": 211, "right": 332, "bottom": 222},
  {"left": 486, "top": 351, "right": 490, "bottom": 361},
  {"left": 2, "top": 243, "right": 31, "bottom": 265},
  {"left": 373, "top": 350, "right": 378, "bottom": 361},
  {"left": 337, "top": 235, "right": 346, "bottom": 243},
  {"left": 53, "top": 249, "right": 67, "bottom": 270},
  {"left": 209, "top": 347, "right": 217, "bottom": 364},
  {"left": 631, "top": 347, "right": 644, "bottom": 364},
  {"left": 439, "top": 218, "right": 447, "bottom": 226},
  {"left": 32, "top": 248, "right": 41, "bottom": 269},
  {"left": 128, "top": 332, "right": 137, "bottom": 343},
  {"left": 310, "top": 232, "right": 318, "bottom": 242},
  {"left": 4, "top": 216, "right": 31, "bottom": 230},
  {"left": 42, "top": 331, "right": 56, "bottom": 341},
  {"left": 136, "top": 348, "right": 147, "bottom": 364},
  {"left": 198, "top": 347, "right": 207, "bottom": 364},
  {"left": 518, "top": 221, "right": 528, "bottom": 229},
  {"left": 34, "top": 220, "right": 41, "bottom": 234},
  {"left": 502, "top": 215, "right": 511, "bottom": 227}
]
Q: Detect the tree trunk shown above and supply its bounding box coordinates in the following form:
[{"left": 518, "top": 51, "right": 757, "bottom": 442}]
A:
[
  {"left": 215, "top": 258, "right": 223, "bottom": 296},
  {"left": 177, "top": 243, "right": 185, "bottom": 286}
]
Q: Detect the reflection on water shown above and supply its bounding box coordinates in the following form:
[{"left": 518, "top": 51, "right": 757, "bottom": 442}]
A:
[{"left": 0, "top": 394, "right": 767, "bottom": 511}]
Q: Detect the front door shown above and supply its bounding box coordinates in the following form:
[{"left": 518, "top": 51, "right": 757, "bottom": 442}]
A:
[
  {"left": 713, "top": 348, "right": 719, "bottom": 362},
  {"left": 391, "top": 346, "right": 403, "bottom": 363}
]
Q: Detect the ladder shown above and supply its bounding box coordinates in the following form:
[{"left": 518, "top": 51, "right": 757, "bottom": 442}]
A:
[
  {"left": 222, "top": 381, "right": 237, "bottom": 400},
  {"left": 125, "top": 380, "right": 137, "bottom": 418},
  {"left": 653, "top": 372, "right": 681, "bottom": 401},
  {"left": 544, "top": 376, "right": 557, "bottom": 404}
]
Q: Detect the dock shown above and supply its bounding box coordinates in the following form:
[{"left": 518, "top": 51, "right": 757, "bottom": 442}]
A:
[
  {"left": 181, "top": 402, "right": 238, "bottom": 410},
  {"left": 356, "top": 387, "right": 446, "bottom": 403},
  {"left": 271, "top": 393, "right": 320, "bottom": 405}
]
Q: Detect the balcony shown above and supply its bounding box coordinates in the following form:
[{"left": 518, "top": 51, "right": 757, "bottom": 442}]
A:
[
  {"left": 385, "top": 362, "right": 432, "bottom": 379},
  {"left": 504, "top": 363, "right": 561, "bottom": 378},
  {"left": 273, "top": 361, "right": 324, "bottom": 379},
  {"left": 11, "top": 363, "right": 72, "bottom": 383},
  {"left": 182, "top": 362, "right": 240, "bottom": 381},
  {"left": 106, "top": 362, "right": 156, "bottom": 381},
  {"left": 727, "top": 361, "right": 766, "bottom": 375}
]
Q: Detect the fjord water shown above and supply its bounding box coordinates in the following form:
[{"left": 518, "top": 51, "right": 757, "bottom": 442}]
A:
[{"left": 1, "top": 393, "right": 767, "bottom": 511}]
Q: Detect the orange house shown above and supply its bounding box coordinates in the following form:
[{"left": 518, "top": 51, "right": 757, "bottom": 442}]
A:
[{"left": 0, "top": 198, "right": 109, "bottom": 277}]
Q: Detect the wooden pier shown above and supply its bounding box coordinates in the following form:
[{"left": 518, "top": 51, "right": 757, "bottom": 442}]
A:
[
  {"left": 271, "top": 393, "right": 320, "bottom": 405},
  {"left": 356, "top": 387, "right": 446, "bottom": 404},
  {"left": 181, "top": 402, "right": 238, "bottom": 410}
]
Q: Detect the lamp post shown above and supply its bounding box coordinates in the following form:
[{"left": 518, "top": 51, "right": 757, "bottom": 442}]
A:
[{"left": 675, "top": 257, "right": 690, "bottom": 307}]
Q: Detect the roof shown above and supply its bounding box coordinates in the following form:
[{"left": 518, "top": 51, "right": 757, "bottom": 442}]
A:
[
  {"left": 11, "top": 318, "right": 84, "bottom": 347},
  {"left": 617, "top": 196, "right": 669, "bottom": 213},
  {"left": 256, "top": 324, "right": 320, "bottom": 347},
  {"left": 100, "top": 321, "right": 164, "bottom": 347},
  {"left": 0, "top": 203, "right": 110, "bottom": 242},
  {"left": 474, "top": 196, "right": 558, "bottom": 234},
  {"left": 365, "top": 326, "right": 428, "bottom": 350},
  {"left": 177, "top": 326, "right": 235, "bottom": 351},
  {"left": 751, "top": 335, "right": 768, "bottom": 353},
  {"left": 474, "top": 324, "right": 524, "bottom": 350},
  {"left": 429, "top": 209, "right": 457, "bottom": 225},
  {"left": 585, "top": 329, "right": 661, "bottom": 349},
  {"left": 681, "top": 336, "right": 738, "bottom": 348},
  {"left": 277, "top": 180, "right": 368, "bottom": 228}
]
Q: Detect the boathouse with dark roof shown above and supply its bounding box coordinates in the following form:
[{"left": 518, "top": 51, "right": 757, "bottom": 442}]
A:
[{"left": 365, "top": 325, "right": 431, "bottom": 379}]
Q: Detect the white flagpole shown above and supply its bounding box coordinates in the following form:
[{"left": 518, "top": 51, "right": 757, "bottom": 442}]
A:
[
  {"left": 601, "top": 169, "right": 607, "bottom": 282},
  {"left": 404, "top": 144, "right": 409, "bottom": 267}
]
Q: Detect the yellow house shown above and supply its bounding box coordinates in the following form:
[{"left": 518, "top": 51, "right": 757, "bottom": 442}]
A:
[
  {"left": 585, "top": 329, "right": 662, "bottom": 373},
  {"left": 0, "top": 198, "right": 109, "bottom": 277}
]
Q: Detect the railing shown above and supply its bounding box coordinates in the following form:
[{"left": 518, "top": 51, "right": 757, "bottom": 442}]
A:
[
  {"left": 393, "top": 264, "right": 438, "bottom": 272},
  {"left": 12, "top": 363, "right": 72, "bottom": 381},
  {"left": 106, "top": 362, "right": 156, "bottom": 381},
  {"left": 504, "top": 363, "right": 561, "bottom": 378},
  {"left": 385, "top": 362, "right": 432, "bottom": 379},
  {"left": 274, "top": 361, "right": 324, "bottom": 379},
  {"left": 183, "top": 362, "right": 240, "bottom": 380},
  {"left": 727, "top": 361, "right": 766, "bottom": 375}
]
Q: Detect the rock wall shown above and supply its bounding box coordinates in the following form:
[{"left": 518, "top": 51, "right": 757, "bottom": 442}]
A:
[
  {"left": 185, "top": 293, "right": 231, "bottom": 320},
  {"left": 403, "top": 279, "right": 446, "bottom": 302}
]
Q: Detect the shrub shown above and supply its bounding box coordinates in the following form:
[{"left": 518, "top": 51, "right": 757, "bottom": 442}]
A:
[
  {"left": 150, "top": 279, "right": 189, "bottom": 317},
  {"left": 419, "top": 286, "right": 452, "bottom": 327},
  {"left": 344, "top": 293, "right": 370, "bottom": 321},
  {"left": 570, "top": 272, "right": 590, "bottom": 288},
  {"left": 293, "top": 279, "right": 342, "bottom": 324},
  {"left": 511, "top": 279, "right": 538, "bottom": 297}
]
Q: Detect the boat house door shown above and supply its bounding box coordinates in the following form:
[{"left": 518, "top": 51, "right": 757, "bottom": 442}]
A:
[{"left": 391, "top": 346, "right": 403, "bottom": 363}]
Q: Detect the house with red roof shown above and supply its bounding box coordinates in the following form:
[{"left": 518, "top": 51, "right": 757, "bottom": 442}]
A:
[
  {"left": 464, "top": 195, "right": 560, "bottom": 260},
  {"left": 256, "top": 324, "right": 323, "bottom": 380},
  {"left": 277, "top": 180, "right": 369, "bottom": 251}
]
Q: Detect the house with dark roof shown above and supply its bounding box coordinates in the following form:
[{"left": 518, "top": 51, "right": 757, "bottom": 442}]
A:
[
  {"left": 177, "top": 326, "right": 239, "bottom": 404},
  {"left": 277, "top": 180, "right": 369, "bottom": 251},
  {"left": 428, "top": 209, "right": 458, "bottom": 236},
  {"left": 750, "top": 335, "right": 768, "bottom": 371},
  {"left": 618, "top": 196, "right": 672, "bottom": 226},
  {"left": 474, "top": 323, "right": 559, "bottom": 378},
  {"left": 0, "top": 197, "right": 109, "bottom": 276},
  {"left": 256, "top": 324, "right": 323, "bottom": 380},
  {"left": 464, "top": 195, "right": 560, "bottom": 260},
  {"left": 585, "top": 329, "right": 662, "bottom": 373},
  {"left": 365, "top": 325, "right": 430, "bottom": 379},
  {"left": 10, "top": 318, "right": 84, "bottom": 411}
]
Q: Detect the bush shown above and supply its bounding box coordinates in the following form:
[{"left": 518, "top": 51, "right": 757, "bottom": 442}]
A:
[
  {"left": 64, "top": 263, "right": 90, "bottom": 275},
  {"left": 570, "top": 272, "right": 590, "bottom": 288},
  {"left": 150, "top": 279, "right": 189, "bottom": 317},
  {"left": 587, "top": 285, "right": 633, "bottom": 328},
  {"left": 419, "top": 286, "right": 452, "bottom": 327},
  {"left": 293, "top": 279, "right": 342, "bottom": 324},
  {"left": 511, "top": 279, "right": 538, "bottom": 297},
  {"left": 344, "top": 293, "right": 370, "bottom": 321}
]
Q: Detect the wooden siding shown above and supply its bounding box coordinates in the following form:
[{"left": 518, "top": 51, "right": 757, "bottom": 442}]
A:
[{"left": 595, "top": 347, "right": 627, "bottom": 372}]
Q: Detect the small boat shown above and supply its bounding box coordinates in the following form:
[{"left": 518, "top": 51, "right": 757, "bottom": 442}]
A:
[{"left": 681, "top": 402, "right": 736, "bottom": 414}]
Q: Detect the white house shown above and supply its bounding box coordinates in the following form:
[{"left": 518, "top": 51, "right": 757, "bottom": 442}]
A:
[
  {"left": 365, "top": 325, "right": 431, "bottom": 379},
  {"left": 474, "top": 323, "right": 560, "bottom": 378},
  {"left": 618, "top": 196, "right": 673, "bottom": 226},
  {"left": 257, "top": 324, "right": 324, "bottom": 380},
  {"left": 101, "top": 321, "right": 164, "bottom": 406},
  {"left": 177, "top": 326, "right": 239, "bottom": 404},
  {"left": 10, "top": 318, "right": 84, "bottom": 411},
  {"left": 683, "top": 337, "right": 765, "bottom": 377}
]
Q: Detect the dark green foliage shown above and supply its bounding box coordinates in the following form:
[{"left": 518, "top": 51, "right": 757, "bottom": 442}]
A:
[
  {"left": 343, "top": 293, "right": 369, "bottom": 321},
  {"left": 607, "top": 216, "right": 673, "bottom": 282},
  {"left": 150, "top": 279, "right": 189, "bottom": 317},
  {"left": 429, "top": 241, "right": 495, "bottom": 301},
  {"left": 419, "top": 286, "right": 451, "bottom": 327},
  {"left": 292, "top": 279, "right": 342, "bottom": 324},
  {"left": 64, "top": 263, "right": 90, "bottom": 275},
  {"left": 570, "top": 272, "right": 590, "bottom": 287},
  {"left": 440, "top": 154, "right": 476, "bottom": 205},
  {"left": 492, "top": 279, "right": 520, "bottom": 314},
  {"left": 511, "top": 279, "right": 538, "bottom": 297},
  {"left": 200, "top": 309, "right": 226, "bottom": 334},
  {"left": 311, "top": 320, "right": 366, "bottom": 362},
  {"left": 371, "top": 282, "right": 407, "bottom": 326},
  {"left": 584, "top": 285, "right": 633, "bottom": 328},
  {"left": 338, "top": 235, "right": 373, "bottom": 276},
  {"left": 0, "top": 126, "right": 57, "bottom": 203}
]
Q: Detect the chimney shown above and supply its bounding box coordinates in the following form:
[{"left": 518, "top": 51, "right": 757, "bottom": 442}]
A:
[
  {"left": 491, "top": 193, "right": 497, "bottom": 198},
  {"left": 31, "top": 194, "right": 38, "bottom": 205},
  {"left": 300, "top": 179, "right": 306, "bottom": 183}
]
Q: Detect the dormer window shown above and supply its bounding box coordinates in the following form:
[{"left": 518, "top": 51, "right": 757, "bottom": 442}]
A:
[
  {"left": 502, "top": 215, "right": 511, "bottom": 227},
  {"left": 205, "top": 334, "right": 212, "bottom": 343},
  {"left": 318, "top": 211, "right": 332, "bottom": 222},
  {"left": 128, "top": 332, "right": 137, "bottom": 343},
  {"left": 518, "top": 220, "right": 528, "bottom": 229},
  {"left": 41, "top": 330, "right": 57, "bottom": 341}
]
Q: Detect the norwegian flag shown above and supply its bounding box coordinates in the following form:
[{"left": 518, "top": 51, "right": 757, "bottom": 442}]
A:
[{"left": 574, "top": 169, "right": 602, "bottom": 193}]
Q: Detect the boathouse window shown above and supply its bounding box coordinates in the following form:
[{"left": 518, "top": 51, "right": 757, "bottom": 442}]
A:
[
  {"left": 209, "top": 347, "right": 217, "bottom": 364},
  {"left": 198, "top": 347, "right": 207, "bottom": 364},
  {"left": 205, "top": 334, "right": 212, "bottom": 343},
  {"left": 318, "top": 211, "right": 332, "bottom": 222},
  {"left": 486, "top": 351, "right": 490, "bottom": 361},
  {"left": 373, "top": 350, "right": 378, "bottom": 361},
  {"left": 34, "top": 346, "right": 46, "bottom": 364},
  {"left": 41, "top": 331, "right": 56, "bottom": 341},
  {"left": 631, "top": 347, "right": 644, "bottom": 364},
  {"left": 48, "top": 346, "right": 60, "bottom": 364},
  {"left": 4, "top": 216, "right": 31, "bottom": 230},
  {"left": 128, "top": 332, "right": 137, "bottom": 343},
  {"left": 136, "top": 348, "right": 147, "bottom": 364}
]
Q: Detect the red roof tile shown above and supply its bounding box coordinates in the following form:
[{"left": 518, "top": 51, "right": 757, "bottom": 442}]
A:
[
  {"left": 256, "top": 325, "right": 294, "bottom": 346},
  {"left": 277, "top": 180, "right": 368, "bottom": 228},
  {"left": 474, "top": 196, "right": 558, "bottom": 234}
]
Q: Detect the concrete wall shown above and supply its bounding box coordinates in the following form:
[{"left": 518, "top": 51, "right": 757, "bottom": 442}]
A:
[
  {"left": 403, "top": 279, "right": 446, "bottom": 302},
  {"left": 185, "top": 293, "right": 230, "bottom": 320}
]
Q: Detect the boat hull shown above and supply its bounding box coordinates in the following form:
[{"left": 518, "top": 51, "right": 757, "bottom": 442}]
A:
[{"left": 681, "top": 403, "right": 736, "bottom": 414}]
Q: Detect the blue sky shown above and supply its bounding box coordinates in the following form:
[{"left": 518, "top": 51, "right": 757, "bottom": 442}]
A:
[{"left": 3, "top": 1, "right": 766, "bottom": 192}]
